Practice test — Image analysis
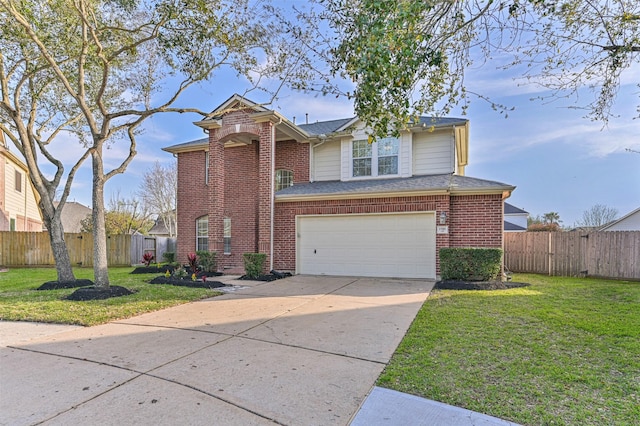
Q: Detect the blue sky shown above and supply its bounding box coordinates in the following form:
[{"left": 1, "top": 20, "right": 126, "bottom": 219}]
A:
[{"left": 50, "top": 30, "right": 639, "bottom": 228}]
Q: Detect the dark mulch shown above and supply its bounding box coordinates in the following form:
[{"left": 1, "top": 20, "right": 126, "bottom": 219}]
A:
[
  {"left": 65, "top": 286, "right": 135, "bottom": 301},
  {"left": 148, "top": 276, "right": 227, "bottom": 289},
  {"left": 37, "top": 279, "right": 96, "bottom": 290},
  {"left": 130, "top": 265, "right": 175, "bottom": 274},
  {"left": 238, "top": 270, "right": 292, "bottom": 282},
  {"left": 435, "top": 280, "right": 530, "bottom": 290}
]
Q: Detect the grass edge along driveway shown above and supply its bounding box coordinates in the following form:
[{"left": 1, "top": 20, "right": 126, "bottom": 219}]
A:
[
  {"left": 378, "top": 274, "right": 639, "bottom": 426},
  {"left": 0, "top": 267, "right": 222, "bottom": 326}
]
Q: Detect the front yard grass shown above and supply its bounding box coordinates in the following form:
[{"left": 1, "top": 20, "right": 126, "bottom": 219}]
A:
[
  {"left": 0, "top": 267, "right": 222, "bottom": 326},
  {"left": 378, "top": 274, "right": 639, "bottom": 426}
]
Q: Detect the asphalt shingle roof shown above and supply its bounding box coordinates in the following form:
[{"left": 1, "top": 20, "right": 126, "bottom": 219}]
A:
[
  {"left": 297, "top": 118, "right": 355, "bottom": 136},
  {"left": 504, "top": 202, "right": 528, "bottom": 214},
  {"left": 504, "top": 220, "right": 527, "bottom": 231},
  {"left": 275, "top": 174, "right": 514, "bottom": 199},
  {"left": 162, "top": 137, "right": 208, "bottom": 152}
]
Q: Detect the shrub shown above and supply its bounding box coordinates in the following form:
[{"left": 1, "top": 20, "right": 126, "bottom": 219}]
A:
[
  {"left": 439, "top": 248, "right": 502, "bottom": 281},
  {"left": 243, "top": 253, "right": 266, "bottom": 279},
  {"left": 174, "top": 266, "right": 188, "bottom": 279},
  {"left": 528, "top": 223, "right": 562, "bottom": 232},
  {"left": 162, "top": 252, "right": 176, "bottom": 264},
  {"left": 196, "top": 251, "right": 217, "bottom": 272}
]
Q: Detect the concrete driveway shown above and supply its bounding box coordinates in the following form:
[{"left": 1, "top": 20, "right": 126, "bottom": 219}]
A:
[{"left": 1, "top": 275, "right": 434, "bottom": 425}]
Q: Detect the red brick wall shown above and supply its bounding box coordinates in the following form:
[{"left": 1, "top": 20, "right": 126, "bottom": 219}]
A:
[
  {"left": 222, "top": 144, "right": 260, "bottom": 271},
  {"left": 449, "top": 194, "right": 504, "bottom": 248},
  {"left": 275, "top": 140, "right": 310, "bottom": 183},
  {"left": 176, "top": 150, "right": 209, "bottom": 264},
  {"left": 273, "top": 195, "right": 450, "bottom": 272},
  {"left": 273, "top": 193, "right": 504, "bottom": 275}
]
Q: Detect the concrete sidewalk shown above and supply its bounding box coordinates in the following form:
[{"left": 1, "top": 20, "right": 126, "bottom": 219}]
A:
[{"left": 1, "top": 275, "right": 518, "bottom": 425}]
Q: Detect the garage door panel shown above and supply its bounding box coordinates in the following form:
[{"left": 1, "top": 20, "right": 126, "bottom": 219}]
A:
[{"left": 297, "top": 213, "right": 436, "bottom": 279}]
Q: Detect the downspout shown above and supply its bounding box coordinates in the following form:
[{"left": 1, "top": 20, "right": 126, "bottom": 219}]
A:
[{"left": 270, "top": 123, "right": 275, "bottom": 271}]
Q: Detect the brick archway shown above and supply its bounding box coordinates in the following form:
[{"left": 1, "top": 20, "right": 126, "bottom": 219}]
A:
[{"left": 217, "top": 123, "right": 262, "bottom": 143}]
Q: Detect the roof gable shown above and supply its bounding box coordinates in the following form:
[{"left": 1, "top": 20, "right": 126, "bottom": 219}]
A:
[{"left": 600, "top": 207, "right": 640, "bottom": 231}]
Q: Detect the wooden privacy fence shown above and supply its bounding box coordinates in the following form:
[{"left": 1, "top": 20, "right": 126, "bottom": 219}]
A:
[
  {"left": 504, "top": 231, "right": 640, "bottom": 280},
  {"left": 0, "top": 231, "right": 131, "bottom": 267},
  {"left": 130, "top": 234, "right": 176, "bottom": 265}
]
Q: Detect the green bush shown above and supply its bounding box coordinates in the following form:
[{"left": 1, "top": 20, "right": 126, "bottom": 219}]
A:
[
  {"left": 439, "top": 248, "right": 503, "bottom": 281},
  {"left": 196, "top": 251, "right": 217, "bottom": 272},
  {"left": 162, "top": 252, "right": 176, "bottom": 264},
  {"left": 243, "top": 253, "right": 266, "bottom": 279}
]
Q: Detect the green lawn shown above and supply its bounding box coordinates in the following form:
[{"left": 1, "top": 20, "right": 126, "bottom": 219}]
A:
[
  {"left": 0, "top": 267, "right": 222, "bottom": 326},
  {"left": 378, "top": 274, "right": 639, "bottom": 426}
]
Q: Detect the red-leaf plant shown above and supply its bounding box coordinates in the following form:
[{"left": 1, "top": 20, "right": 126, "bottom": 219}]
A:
[
  {"left": 187, "top": 253, "right": 198, "bottom": 273},
  {"left": 141, "top": 252, "right": 154, "bottom": 267}
]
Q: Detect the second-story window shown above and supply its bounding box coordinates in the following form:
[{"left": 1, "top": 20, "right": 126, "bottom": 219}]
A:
[
  {"left": 352, "top": 137, "right": 399, "bottom": 177},
  {"left": 15, "top": 170, "right": 22, "bottom": 193},
  {"left": 275, "top": 169, "right": 294, "bottom": 191}
]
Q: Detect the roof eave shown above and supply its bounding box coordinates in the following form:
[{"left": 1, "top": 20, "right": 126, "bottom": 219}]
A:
[
  {"left": 450, "top": 186, "right": 516, "bottom": 199},
  {"left": 276, "top": 188, "right": 450, "bottom": 202},
  {"left": 162, "top": 141, "right": 209, "bottom": 154},
  {"left": 251, "top": 111, "right": 310, "bottom": 141}
]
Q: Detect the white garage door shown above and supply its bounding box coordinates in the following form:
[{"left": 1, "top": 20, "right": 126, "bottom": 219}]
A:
[{"left": 297, "top": 213, "right": 436, "bottom": 278}]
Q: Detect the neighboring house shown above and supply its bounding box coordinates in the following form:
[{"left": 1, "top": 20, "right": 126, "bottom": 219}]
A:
[
  {"left": 52, "top": 201, "right": 92, "bottom": 233},
  {"left": 147, "top": 218, "right": 171, "bottom": 237},
  {"left": 599, "top": 207, "right": 640, "bottom": 231},
  {"left": 0, "top": 131, "right": 43, "bottom": 232},
  {"left": 504, "top": 202, "right": 528, "bottom": 232},
  {"left": 163, "top": 94, "right": 515, "bottom": 279},
  {"left": 147, "top": 211, "right": 177, "bottom": 238}
]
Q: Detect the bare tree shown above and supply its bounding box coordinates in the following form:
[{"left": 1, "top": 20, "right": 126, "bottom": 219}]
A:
[
  {"left": 81, "top": 191, "right": 153, "bottom": 236},
  {"left": 137, "top": 161, "right": 177, "bottom": 238},
  {"left": 576, "top": 204, "right": 619, "bottom": 228}
]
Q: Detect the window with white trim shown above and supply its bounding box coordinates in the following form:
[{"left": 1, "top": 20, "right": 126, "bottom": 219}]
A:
[
  {"left": 275, "top": 169, "right": 293, "bottom": 191},
  {"left": 223, "top": 217, "right": 231, "bottom": 254},
  {"left": 352, "top": 137, "right": 399, "bottom": 177},
  {"left": 196, "top": 216, "right": 208, "bottom": 251}
]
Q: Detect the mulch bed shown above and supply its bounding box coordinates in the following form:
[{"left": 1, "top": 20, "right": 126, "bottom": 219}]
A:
[
  {"left": 130, "top": 266, "right": 223, "bottom": 278},
  {"left": 37, "top": 279, "right": 96, "bottom": 290},
  {"left": 238, "top": 271, "right": 292, "bottom": 282},
  {"left": 435, "top": 280, "right": 530, "bottom": 290},
  {"left": 148, "top": 276, "right": 227, "bottom": 289},
  {"left": 65, "top": 286, "right": 135, "bottom": 301},
  {"left": 130, "top": 265, "right": 175, "bottom": 274}
]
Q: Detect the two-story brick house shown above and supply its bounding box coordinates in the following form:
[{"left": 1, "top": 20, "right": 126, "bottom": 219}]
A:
[{"left": 164, "top": 94, "right": 515, "bottom": 279}]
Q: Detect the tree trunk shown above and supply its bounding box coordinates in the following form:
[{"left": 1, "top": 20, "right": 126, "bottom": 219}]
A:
[
  {"left": 92, "top": 151, "right": 110, "bottom": 288},
  {"left": 42, "top": 210, "right": 76, "bottom": 282}
]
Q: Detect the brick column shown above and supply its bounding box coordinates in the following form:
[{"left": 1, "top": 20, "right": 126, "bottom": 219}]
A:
[
  {"left": 257, "top": 122, "right": 274, "bottom": 271},
  {"left": 208, "top": 129, "right": 225, "bottom": 259}
]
